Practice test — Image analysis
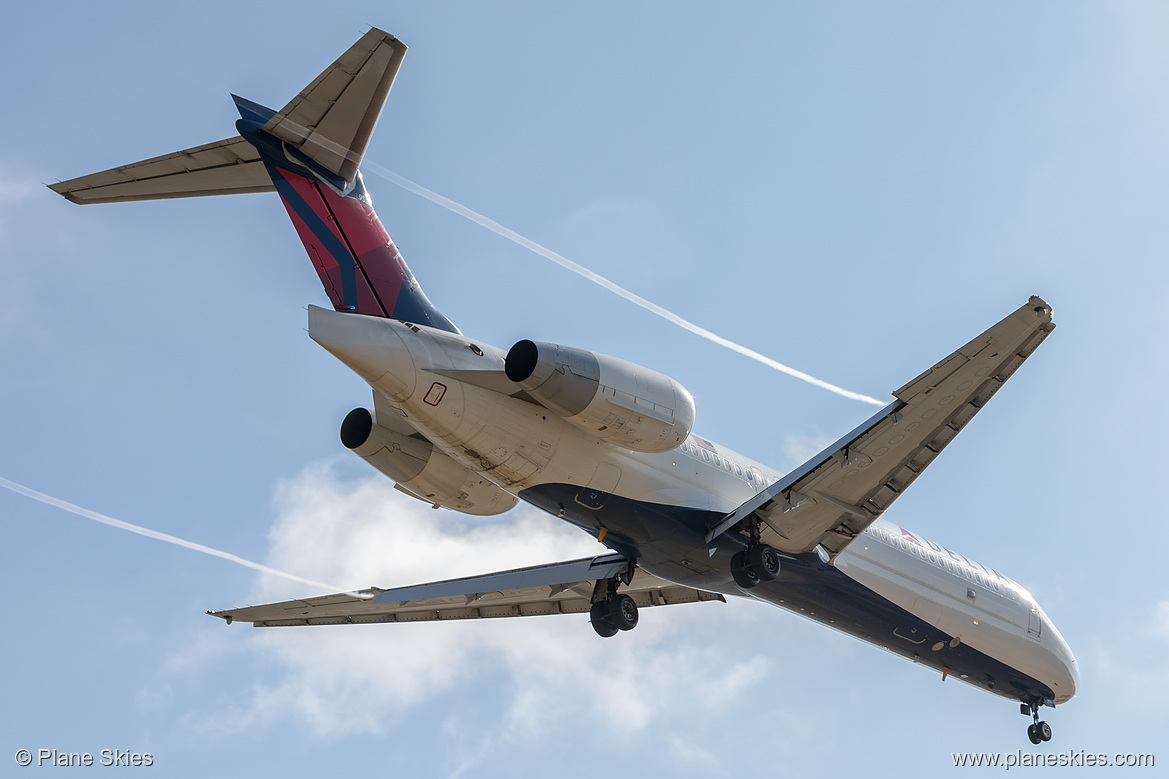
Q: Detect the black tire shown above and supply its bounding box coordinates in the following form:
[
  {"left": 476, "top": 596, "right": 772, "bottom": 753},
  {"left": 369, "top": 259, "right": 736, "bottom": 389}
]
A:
[
  {"left": 731, "top": 551, "right": 760, "bottom": 589},
  {"left": 590, "top": 602, "right": 618, "bottom": 638},
  {"left": 1027, "top": 724, "right": 1041, "bottom": 745},
  {"left": 608, "top": 594, "right": 639, "bottom": 631},
  {"left": 750, "top": 544, "right": 781, "bottom": 581},
  {"left": 1038, "top": 721, "right": 1052, "bottom": 742}
]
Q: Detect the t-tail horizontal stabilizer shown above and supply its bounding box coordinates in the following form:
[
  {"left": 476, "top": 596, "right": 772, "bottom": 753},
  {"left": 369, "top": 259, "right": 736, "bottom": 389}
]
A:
[{"left": 49, "top": 29, "right": 405, "bottom": 204}]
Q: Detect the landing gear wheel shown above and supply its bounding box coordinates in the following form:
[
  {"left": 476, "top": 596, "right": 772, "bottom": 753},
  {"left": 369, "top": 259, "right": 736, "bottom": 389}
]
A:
[
  {"left": 1022, "top": 698, "right": 1054, "bottom": 744},
  {"left": 749, "top": 544, "right": 781, "bottom": 581},
  {"left": 590, "top": 602, "right": 618, "bottom": 638},
  {"left": 731, "top": 551, "right": 761, "bottom": 589},
  {"left": 608, "top": 594, "right": 639, "bottom": 631}
]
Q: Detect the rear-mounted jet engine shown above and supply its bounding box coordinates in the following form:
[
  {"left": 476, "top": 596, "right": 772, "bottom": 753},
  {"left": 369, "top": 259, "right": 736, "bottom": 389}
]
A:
[
  {"left": 505, "top": 340, "right": 696, "bottom": 453},
  {"left": 340, "top": 408, "right": 518, "bottom": 516}
]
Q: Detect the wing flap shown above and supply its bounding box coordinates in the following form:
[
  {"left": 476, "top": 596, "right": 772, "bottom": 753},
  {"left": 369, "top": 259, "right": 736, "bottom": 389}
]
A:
[
  {"left": 708, "top": 296, "right": 1056, "bottom": 557},
  {"left": 210, "top": 553, "right": 724, "bottom": 627}
]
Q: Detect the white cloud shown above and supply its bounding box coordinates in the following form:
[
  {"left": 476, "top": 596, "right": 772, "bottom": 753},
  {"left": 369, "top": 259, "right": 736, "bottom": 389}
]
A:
[
  {"left": 0, "top": 168, "right": 43, "bottom": 207},
  {"left": 1078, "top": 594, "right": 1169, "bottom": 721},
  {"left": 200, "top": 459, "right": 776, "bottom": 757},
  {"left": 1153, "top": 598, "right": 1169, "bottom": 642},
  {"left": 0, "top": 165, "right": 46, "bottom": 293},
  {"left": 781, "top": 432, "right": 835, "bottom": 471}
]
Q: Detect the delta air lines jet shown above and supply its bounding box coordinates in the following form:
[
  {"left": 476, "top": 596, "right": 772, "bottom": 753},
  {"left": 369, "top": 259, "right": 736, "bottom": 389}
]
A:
[{"left": 50, "top": 29, "right": 1077, "bottom": 744}]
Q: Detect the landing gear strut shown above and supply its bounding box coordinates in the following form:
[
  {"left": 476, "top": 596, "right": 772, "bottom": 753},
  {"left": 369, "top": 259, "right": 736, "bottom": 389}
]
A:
[
  {"left": 1021, "top": 701, "right": 1053, "bottom": 744},
  {"left": 590, "top": 566, "right": 639, "bottom": 638},
  {"left": 730, "top": 520, "right": 781, "bottom": 590}
]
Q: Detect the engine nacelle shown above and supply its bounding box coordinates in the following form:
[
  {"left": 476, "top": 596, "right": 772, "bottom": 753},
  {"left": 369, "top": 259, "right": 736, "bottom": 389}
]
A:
[
  {"left": 340, "top": 408, "right": 518, "bottom": 516},
  {"left": 504, "top": 340, "right": 695, "bottom": 453}
]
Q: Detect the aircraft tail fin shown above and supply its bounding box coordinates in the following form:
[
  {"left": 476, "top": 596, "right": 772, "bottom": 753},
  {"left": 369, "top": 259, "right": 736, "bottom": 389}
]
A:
[
  {"left": 50, "top": 29, "right": 459, "bottom": 333},
  {"left": 49, "top": 28, "right": 402, "bottom": 204}
]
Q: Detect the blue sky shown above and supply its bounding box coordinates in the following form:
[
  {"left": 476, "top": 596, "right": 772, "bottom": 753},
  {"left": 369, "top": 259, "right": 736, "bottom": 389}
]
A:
[{"left": 3, "top": 2, "right": 1167, "bottom": 775}]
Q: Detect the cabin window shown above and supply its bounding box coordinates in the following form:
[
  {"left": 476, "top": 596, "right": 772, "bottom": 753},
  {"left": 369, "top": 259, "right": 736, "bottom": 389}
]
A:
[
  {"left": 734, "top": 463, "right": 743, "bottom": 476},
  {"left": 712, "top": 455, "right": 721, "bottom": 467},
  {"left": 701, "top": 449, "right": 710, "bottom": 462}
]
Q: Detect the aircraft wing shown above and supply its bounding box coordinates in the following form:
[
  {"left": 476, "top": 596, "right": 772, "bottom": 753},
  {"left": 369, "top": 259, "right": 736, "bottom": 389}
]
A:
[
  {"left": 208, "top": 553, "right": 724, "bottom": 627},
  {"left": 707, "top": 296, "right": 1056, "bottom": 559}
]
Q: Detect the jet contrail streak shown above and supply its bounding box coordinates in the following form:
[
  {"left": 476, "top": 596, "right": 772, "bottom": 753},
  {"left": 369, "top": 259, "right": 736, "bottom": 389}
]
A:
[
  {"left": 365, "top": 164, "right": 886, "bottom": 406},
  {"left": 0, "top": 476, "right": 347, "bottom": 593}
]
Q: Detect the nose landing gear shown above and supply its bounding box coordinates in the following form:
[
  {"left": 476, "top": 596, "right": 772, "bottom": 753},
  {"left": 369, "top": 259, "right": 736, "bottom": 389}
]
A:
[{"left": 1021, "top": 701, "right": 1053, "bottom": 744}]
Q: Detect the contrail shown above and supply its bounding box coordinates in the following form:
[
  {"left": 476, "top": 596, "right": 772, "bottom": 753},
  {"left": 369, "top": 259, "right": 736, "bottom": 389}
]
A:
[
  {"left": 284, "top": 118, "right": 883, "bottom": 405},
  {"left": 0, "top": 476, "right": 348, "bottom": 593},
  {"left": 364, "top": 163, "right": 886, "bottom": 406}
]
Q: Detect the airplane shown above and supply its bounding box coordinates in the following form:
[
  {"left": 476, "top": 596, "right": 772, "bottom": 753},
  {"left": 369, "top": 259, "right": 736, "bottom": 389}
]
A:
[{"left": 50, "top": 28, "right": 1076, "bottom": 745}]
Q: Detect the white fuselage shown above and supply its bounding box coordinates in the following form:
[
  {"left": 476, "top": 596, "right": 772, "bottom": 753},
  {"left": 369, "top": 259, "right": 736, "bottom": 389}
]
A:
[{"left": 312, "top": 306, "right": 1078, "bottom": 706}]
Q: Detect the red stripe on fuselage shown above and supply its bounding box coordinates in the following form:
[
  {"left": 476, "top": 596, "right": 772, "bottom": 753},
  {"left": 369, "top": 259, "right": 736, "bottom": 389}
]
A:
[{"left": 274, "top": 167, "right": 407, "bottom": 317}]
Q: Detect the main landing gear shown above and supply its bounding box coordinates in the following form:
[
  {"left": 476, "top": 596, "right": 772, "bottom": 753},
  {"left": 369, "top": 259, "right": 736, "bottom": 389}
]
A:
[
  {"left": 730, "top": 520, "right": 781, "bottom": 590},
  {"left": 1021, "top": 701, "right": 1053, "bottom": 744},
  {"left": 590, "top": 594, "right": 638, "bottom": 638},
  {"left": 590, "top": 565, "right": 639, "bottom": 638}
]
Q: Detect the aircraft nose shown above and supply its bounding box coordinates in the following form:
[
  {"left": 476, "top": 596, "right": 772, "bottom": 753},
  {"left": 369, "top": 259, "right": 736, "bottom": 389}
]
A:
[
  {"left": 1043, "top": 614, "right": 1080, "bottom": 704},
  {"left": 308, "top": 305, "right": 417, "bottom": 398}
]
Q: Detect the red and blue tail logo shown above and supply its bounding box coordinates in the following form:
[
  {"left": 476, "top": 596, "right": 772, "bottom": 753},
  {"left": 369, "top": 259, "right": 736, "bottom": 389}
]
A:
[
  {"left": 264, "top": 160, "right": 458, "bottom": 333},
  {"left": 233, "top": 92, "right": 457, "bottom": 333}
]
